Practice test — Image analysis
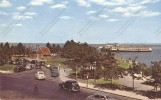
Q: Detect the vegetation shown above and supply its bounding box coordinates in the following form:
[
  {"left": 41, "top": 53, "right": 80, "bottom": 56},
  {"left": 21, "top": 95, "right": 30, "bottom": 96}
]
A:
[
  {"left": 0, "top": 64, "right": 16, "bottom": 71},
  {"left": 45, "top": 57, "right": 68, "bottom": 68}
]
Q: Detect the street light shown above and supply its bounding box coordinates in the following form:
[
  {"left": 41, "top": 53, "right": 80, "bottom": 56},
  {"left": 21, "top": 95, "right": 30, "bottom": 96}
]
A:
[{"left": 93, "top": 61, "right": 96, "bottom": 84}]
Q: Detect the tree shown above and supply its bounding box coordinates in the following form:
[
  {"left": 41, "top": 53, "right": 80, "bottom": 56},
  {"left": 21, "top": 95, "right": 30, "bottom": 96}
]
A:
[
  {"left": 151, "top": 61, "right": 161, "bottom": 91},
  {"left": 101, "top": 51, "right": 124, "bottom": 84},
  {"left": 128, "top": 58, "right": 142, "bottom": 90},
  {"left": 46, "top": 42, "right": 52, "bottom": 52},
  {"left": 16, "top": 43, "right": 26, "bottom": 56}
]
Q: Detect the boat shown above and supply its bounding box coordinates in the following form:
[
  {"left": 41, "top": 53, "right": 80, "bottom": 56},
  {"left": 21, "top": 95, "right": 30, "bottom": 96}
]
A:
[{"left": 100, "top": 43, "right": 152, "bottom": 52}]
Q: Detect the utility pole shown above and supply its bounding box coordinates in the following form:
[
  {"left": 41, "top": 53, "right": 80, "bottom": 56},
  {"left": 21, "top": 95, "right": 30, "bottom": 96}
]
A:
[{"left": 36, "top": 45, "right": 40, "bottom": 59}]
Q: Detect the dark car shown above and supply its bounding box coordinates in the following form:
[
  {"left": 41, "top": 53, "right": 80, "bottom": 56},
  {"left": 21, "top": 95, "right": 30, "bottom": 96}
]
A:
[
  {"left": 35, "top": 62, "right": 42, "bottom": 69},
  {"left": 51, "top": 66, "right": 59, "bottom": 77},
  {"left": 14, "top": 65, "right": 26, "bottom": 72},
  {"left": 59, "top": 80, "right": 80, "bottom": 92}
]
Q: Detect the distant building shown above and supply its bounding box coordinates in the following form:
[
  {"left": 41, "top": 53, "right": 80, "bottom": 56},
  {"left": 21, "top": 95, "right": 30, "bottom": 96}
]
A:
[{"left": 38, "top": 47, "right": 51, "bottom": 59}]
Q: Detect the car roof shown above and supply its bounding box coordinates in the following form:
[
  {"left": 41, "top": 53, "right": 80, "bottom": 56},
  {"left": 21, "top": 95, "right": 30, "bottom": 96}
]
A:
[{"left": 65, "top": 80, "right": 77, "bottom": 83}]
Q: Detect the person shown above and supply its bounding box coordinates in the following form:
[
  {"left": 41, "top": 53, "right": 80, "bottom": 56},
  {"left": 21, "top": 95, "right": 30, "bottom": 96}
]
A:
[{"left": 34, "top": 80, "right": 38, "bottom": 91}]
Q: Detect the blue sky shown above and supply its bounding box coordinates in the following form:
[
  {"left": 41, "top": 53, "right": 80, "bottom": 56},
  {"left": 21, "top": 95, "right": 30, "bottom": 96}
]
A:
[{"left": 0, "top": 0, "right": 161, "bottom": 44}]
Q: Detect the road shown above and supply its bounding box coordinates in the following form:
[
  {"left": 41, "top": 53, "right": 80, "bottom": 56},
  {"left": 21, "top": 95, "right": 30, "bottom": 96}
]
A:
[{"left": 0, "top": 67, "right": 140, "bottom": 100}]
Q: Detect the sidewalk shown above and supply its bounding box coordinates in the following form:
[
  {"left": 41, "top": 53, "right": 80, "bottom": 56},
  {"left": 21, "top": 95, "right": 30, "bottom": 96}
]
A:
[
  {"left": 0, "top": 70, "right": 13, "bottom": 74},
  {"left": 59, "top": 67, "right": 159, "bottom": 100}
]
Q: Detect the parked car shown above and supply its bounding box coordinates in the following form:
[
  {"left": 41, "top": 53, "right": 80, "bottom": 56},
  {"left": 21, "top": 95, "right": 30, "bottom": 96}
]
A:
[
  {"left": 14, "top": 65, "right": 26, "bottom": 72},
  {"left": 25, "top": 63, "right": 33, "bottom": 70},
  {"left": 35, "top": 62, "right": 42, "bottom": 69},
  {"left": 51, "top": 66, "right": 59, "bottom": 77},
  {"left": 39, "top": 61, "right": 45, "bottom": 67},
  {"left": 35, "top": 71, "right": 46, "bottom": 80},
  {"left": 59, "top": 80, "right": 80, "bottom": 92},
  {"left": 86, "top": 92, "right": 116, "bottom": 100}
]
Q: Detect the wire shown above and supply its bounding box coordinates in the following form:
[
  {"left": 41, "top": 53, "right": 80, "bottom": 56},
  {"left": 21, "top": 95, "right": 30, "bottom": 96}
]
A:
[
  {"left": 78, "top": 6, "right": 108, "bottom": 37},
  {"left": 1, "top": 5, "right": 31, "bottom": 37},
  {"left": 115, "top": 9, "right": 142, "bottom": 37}
]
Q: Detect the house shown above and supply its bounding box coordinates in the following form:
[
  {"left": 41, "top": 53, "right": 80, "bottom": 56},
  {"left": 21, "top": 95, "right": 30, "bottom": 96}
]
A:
[{"left": 38, "top": 47, "right": 51, "bottom": 59}]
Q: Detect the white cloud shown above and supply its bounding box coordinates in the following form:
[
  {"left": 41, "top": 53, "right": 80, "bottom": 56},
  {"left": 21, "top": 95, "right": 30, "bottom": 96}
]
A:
[
  {"left": 99, "top": 14, "right": 108, "bottom": 18},
  {"left": 112, "top": 6, "right": 143, "bottom": 14},
  {"left": 12, "top": 11, "right": 37, "bottom": 20},
  {"left": 138, "top": 10, "right": 161, "bottom": 17},
  {"left": 76, "top": 0, "right": 91, "bottom": 7},
  {"left": 0, "top": 11, "right": 8, "bottom": 15},
  {"left": 59, "top": 16, "right": 73, "bottom": 20},
  {"left": 17, "top": 6, "right": 26, "bottom": 11},
  {"left": 25, "top": 12, "right": 37, "bottom": 16},
  {"left": 15, "top": 24, "right": 23, "bottom": 27},
  {"left": 0, "top": 0, "right": 12, "bottom": 7},
  {"left": 51, "top": 4, "right": 67, "bottom": 9},
  {"left": 141, "top": 0, "right": 160, "bottom": 4},
  {"left": 108, "top": 19, "right": 118, "bottom": 22},
  {"left": 30, "top": 0, "right": 53, "bottom": 6},
  {"left": 86, "top": 10, "right": 96, "bottom": 15},
  {"left": 13, "top": 15, "right": 33, "bottom": 20}
]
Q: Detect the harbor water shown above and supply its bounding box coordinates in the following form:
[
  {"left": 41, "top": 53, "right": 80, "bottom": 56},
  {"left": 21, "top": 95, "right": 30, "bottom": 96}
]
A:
[{"left": 115, "top": 45, "right": 161, "bottom": 65}]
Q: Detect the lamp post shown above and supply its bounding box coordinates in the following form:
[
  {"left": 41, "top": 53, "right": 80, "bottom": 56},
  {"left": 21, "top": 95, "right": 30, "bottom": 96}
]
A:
[
  {"left": 93, "top": 61, "right": 96, "bottom": 84},
  {"left": 86, "top": 74, "right": 89, "bottom": 87}
]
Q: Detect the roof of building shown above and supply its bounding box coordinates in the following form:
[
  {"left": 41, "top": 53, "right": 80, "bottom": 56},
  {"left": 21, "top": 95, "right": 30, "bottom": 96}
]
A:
[{"left": 39, "top": 47, "right": 51, "bottom": 56}]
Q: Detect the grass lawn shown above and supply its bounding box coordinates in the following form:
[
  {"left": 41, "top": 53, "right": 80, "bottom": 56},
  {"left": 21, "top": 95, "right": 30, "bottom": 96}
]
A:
[
  {"left": 117, "top": 57, "right": 131, "bottom": 69},
  {"left": 45, "top": 57, "right": 68, "bottom": 68},
  {"left": 0, "top": 64, "right": 16, "bottom": 71},
  {"left": 77, "top": 78, "right": 119, "bottom": 85}
]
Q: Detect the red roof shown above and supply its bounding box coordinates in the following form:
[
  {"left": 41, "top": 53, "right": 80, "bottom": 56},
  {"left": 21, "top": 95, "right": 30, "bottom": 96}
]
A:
[{"left": 39, "top": 47, "right": 51, "bottom": 56}]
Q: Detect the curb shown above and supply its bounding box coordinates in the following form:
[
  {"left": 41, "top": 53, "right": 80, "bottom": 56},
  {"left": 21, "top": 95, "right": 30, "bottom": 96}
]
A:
[{"left": 0, "top": 70, "right": 14, "bottom": 74}]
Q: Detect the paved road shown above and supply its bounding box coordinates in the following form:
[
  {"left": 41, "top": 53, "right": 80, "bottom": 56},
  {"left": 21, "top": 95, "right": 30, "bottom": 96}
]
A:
[{"left": 0, "top": 67, "right": 140, "bottom": 100}]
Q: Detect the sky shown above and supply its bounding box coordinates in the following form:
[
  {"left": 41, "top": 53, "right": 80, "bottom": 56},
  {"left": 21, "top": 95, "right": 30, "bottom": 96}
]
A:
[{"left": 0, "top": 0, "right": 161, "bottom": 44}]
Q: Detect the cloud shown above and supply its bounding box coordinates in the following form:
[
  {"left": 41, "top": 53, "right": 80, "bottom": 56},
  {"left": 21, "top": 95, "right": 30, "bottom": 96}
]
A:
[
  {"left": 0, "top": 11, "right": 8, "bottom": 15},
  {"left": 17, "top": 6, "right": 26, "bottom": 11},
  {"left": 112, "top": 6, "right": 144, "bottom": 17},
  {"left": 108, "top": 19, "right": 118, "bottom": 22},
  {"left": 30, "top": 0, "right": 53, "bottom": 6},
  {"left": 86, "top": 10, "right": 97, "bottom": 15},
  {"left": 51, "top": 3, "right": 67, "bottom": 9},
  {"left": 13, "top": 15, "right": 33, "bottom": 20},
  {"left": 76, "top": 0, "right": 91, "bottom": 7},
  {"left": 99, "top": 14, "right": 108, "bottom": 18},
  {"left": 138, "top": 10, "right": 161, "bottom": 17},
  {"left": 0, "top": 0, "right": 12, "bottom": 7},
  {"left": 25, "top": 12, "right": 37, "bottom": 16},
  {"left": 112, "top": 6, "right": 143, "bottom": 14},
  {"left": 59, "top": 16, "right": 73, "bottom": 20},
  {"left": 15, "top": 24, "right": 23, "bottom": 27},
  {"left": 141, "top": 0, "right": 160, "bottom": 4},
  {"left": 12, "top": 13, "right": 34, "bottom": 20}
]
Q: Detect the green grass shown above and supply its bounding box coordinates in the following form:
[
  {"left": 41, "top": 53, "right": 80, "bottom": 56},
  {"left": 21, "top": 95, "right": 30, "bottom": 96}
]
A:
[
  {"left": 77, "top": 78, "right": 119, "bottom": 85},
  {"left": 45, "top": 57, "right": 68, "bottom": 68},
  {"left": 117, "top": 57, "right": 131, "bottom": 69},
  {"left": 0, "top": 64, "right": 16, "bottom": 71}
]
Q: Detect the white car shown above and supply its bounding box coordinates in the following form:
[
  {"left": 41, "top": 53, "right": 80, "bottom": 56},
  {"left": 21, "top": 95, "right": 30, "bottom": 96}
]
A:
[
  {"left": 86, "top": 92, "right": 117, "bottom": 100},
  {"left": 35, "top": 71, "right": 46, "bottom": 80}
]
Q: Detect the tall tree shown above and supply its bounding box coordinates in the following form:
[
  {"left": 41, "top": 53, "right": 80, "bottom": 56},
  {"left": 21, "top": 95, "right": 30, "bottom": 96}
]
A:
[
  {"left": 151, "top": 61, "right": 161, "bottom": 91},
  {"left": 128, "top": 58, "right": 141, "bottom": 90},
  {"left": 16, "top": 43, "right": 25, "bottom": 56}
]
